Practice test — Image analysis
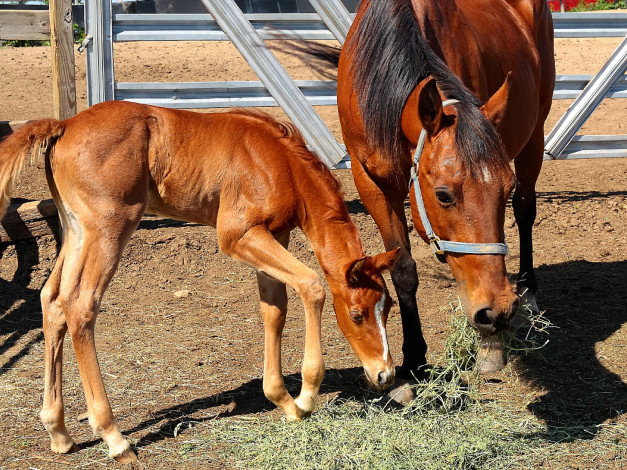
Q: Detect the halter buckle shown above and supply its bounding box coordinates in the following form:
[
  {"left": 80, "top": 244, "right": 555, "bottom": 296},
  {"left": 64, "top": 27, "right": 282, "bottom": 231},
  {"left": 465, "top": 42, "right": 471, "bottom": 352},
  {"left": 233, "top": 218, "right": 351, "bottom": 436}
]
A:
[{"left": 429, "top": 237, "right": 447, "bottom": 263}]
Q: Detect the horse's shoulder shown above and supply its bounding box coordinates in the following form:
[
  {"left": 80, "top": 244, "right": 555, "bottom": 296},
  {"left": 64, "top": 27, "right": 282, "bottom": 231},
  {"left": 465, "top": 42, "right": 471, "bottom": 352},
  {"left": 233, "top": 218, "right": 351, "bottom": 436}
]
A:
[{"left": 500, "top": 0, "right": 552, "bottom": 36}]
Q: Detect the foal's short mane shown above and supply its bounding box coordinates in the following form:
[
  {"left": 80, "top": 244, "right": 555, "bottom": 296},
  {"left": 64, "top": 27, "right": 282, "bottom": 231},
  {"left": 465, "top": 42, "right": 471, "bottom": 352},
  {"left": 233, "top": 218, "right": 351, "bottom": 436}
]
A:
[
  {"left": 350, "top": 0, "right": 509, "bottom": 174},
  {"left": 230, "top": 109, "right": 345, "bottom": 213}
]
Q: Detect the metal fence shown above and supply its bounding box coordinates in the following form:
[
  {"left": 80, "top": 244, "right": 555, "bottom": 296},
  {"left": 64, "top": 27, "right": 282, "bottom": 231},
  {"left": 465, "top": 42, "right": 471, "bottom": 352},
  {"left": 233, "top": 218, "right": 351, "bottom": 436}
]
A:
[{"left": 84, "top": 3, "right": 627, "bottom": 166}]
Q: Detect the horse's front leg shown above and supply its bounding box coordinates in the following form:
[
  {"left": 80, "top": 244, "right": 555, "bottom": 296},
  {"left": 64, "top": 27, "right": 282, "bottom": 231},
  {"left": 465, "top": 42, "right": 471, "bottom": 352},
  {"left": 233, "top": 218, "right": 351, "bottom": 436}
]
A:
[
  {"left": 351, "top": 157, "right": 428, "bottom": 379},
  {"left": 513, "top": 127, "right": 544, "bottom": 313},
  {"left": 220, "top": 227, "right": 325, "bottom": 421}
]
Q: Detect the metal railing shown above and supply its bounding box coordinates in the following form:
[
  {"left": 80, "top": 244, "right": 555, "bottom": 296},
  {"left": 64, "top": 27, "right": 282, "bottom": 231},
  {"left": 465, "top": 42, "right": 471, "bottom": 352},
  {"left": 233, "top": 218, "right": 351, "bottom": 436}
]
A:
[{"left": 86, "top": 6, "right": 627, "bottom": 164}]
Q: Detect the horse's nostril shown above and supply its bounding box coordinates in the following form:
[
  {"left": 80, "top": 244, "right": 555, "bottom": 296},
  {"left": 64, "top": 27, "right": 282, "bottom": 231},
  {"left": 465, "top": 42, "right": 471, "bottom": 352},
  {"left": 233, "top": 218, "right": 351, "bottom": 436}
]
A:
[
  {"left": 377, "top": 371, "right": 385, "bottom": 385},
  {"left": 474, "top": 308, "right": 493, "bottom": 326}
]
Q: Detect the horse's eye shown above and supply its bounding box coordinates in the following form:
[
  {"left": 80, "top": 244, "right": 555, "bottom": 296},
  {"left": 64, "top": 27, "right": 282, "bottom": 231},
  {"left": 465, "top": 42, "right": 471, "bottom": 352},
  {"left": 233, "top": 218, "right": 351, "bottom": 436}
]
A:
[
  {"left": 435, "top": 187, "right": 455, "bottom": 206},
  {"left": 349, "top": 309, "right": 363, "bottom": 323}
]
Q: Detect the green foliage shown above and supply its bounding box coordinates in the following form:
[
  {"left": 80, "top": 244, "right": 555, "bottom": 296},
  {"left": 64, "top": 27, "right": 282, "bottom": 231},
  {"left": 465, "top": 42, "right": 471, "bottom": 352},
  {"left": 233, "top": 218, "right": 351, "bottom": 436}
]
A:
[
  {"left": 569, "top": 0, "right": 626, "bottom": 11},
  {"left": 1, "top": 39, "right": 50, "bottom": 47},
  {"left": 73, "top": 22, "right": 85, "bottom": 44}
]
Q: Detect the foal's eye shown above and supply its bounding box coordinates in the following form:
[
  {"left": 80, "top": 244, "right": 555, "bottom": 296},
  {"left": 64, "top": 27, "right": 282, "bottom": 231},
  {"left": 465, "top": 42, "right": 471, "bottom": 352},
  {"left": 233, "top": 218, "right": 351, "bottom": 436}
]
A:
[
  {"left": 349, "top": 309, "right": 364, "bottom": 323},
  {"left": 435, "top": 187, "right": 456, "bottom": 206}
]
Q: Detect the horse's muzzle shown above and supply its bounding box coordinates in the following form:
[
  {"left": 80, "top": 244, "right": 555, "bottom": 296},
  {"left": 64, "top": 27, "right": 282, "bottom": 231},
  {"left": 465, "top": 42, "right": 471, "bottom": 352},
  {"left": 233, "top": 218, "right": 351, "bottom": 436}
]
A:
[{"left": 472, "top": 296, "right": 520, "bottom": 334}]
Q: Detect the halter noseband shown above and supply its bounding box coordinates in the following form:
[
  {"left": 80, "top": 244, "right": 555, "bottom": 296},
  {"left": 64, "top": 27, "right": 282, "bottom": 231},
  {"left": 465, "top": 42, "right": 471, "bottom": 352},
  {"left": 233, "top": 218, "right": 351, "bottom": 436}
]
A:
[{"left": 410, "top": 99, "right": 509, "bottom": 263}]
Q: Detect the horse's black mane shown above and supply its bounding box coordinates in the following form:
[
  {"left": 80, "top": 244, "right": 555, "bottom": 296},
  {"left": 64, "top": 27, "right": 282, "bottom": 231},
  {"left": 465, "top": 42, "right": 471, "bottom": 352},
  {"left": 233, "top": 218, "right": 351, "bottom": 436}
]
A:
[{"left": 350, "top": 0, "right": 508, "bottom": 173}]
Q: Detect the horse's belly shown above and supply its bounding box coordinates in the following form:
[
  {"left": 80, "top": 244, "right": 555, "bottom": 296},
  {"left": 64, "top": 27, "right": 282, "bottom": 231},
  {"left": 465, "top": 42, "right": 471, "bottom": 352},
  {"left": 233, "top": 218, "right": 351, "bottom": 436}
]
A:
[{"left": 146, "top": 180, "right": 220, "bottom": 228}]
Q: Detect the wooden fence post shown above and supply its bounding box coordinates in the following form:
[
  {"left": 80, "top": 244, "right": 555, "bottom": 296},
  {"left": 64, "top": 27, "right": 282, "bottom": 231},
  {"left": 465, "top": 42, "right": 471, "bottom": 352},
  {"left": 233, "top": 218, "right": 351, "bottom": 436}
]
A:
[{"left": 49, "top": 0, "right": 76, "bottom": 120}]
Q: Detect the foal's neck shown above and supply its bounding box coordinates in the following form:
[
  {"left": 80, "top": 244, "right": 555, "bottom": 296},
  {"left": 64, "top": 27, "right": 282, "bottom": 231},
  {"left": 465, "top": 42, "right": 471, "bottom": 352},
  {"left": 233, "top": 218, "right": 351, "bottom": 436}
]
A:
[{"left": 297, "top": 179, "right": 364, "bottom": 282}]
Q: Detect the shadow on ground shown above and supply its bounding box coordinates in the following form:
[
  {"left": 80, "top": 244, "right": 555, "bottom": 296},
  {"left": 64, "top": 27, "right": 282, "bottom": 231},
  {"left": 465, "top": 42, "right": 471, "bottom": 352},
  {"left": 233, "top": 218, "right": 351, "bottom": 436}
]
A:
[
  {"left": 0, "top": 238, "right": 47, "bottom": 377},
  {"left": 515, "top": 259, "right": 627, "bottom": 441},
  {"left": 74, "top": 366, "right": 373, "bottom": 452}
]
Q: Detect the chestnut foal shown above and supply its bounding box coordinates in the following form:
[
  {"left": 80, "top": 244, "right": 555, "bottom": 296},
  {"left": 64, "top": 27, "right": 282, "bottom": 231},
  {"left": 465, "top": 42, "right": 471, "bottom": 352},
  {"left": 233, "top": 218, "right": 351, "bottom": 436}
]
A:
[{"left": 0, "top": 101, "right": 399, "bottom": 462}]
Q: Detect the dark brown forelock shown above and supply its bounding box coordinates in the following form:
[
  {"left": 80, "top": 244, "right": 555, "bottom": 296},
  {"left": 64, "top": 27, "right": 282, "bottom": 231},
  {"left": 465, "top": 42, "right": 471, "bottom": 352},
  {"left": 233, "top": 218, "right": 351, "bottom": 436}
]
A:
[{"left": 349, "top": 0, "right": 510, "bottom": 177}]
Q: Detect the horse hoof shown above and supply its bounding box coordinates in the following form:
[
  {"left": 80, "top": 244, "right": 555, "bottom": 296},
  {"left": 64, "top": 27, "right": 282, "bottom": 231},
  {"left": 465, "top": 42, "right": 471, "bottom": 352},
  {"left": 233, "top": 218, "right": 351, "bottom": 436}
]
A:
[
  {"left": 51, "top": 440, "right": 79, "bottom": 455},
  {"left": 477, "top": 341, "right": 506, "bottom": 373},
  {"left": 112, "top": 447, "right": 138, "bottom": 463},
  {"left": 518, "top": 289, "right": 540, "bottom": 315},
  {"left": 384, "top": 378, "right": 415, "bottom": 406},
  {"left": 294, "top": 396, "right": 316, "bottom": 417},
  {"left": 509, "top": 313, "right": 531, "bottom": 330}
]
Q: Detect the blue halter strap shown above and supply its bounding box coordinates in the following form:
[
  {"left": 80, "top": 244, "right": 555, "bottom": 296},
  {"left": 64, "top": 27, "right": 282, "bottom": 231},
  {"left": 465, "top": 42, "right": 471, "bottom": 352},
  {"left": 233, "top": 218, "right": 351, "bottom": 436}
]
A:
[{"left": 410, "top": 99, "right": 509, "bottom": 263}]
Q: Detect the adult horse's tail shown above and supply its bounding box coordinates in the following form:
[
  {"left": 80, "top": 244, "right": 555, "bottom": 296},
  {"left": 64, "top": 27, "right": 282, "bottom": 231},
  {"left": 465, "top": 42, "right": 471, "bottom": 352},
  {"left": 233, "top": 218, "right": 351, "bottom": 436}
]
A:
[
  {"left": 0, "top": 119, "right": 64, "bottom": 219},
  {"left": 274, "top": 40, "right": 340, "bottom": 79}
]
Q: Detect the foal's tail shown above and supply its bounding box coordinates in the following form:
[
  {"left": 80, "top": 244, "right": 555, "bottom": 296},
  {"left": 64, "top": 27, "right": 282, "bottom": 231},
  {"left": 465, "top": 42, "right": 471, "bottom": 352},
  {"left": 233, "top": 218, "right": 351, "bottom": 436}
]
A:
[{"left": 0, "top": 119, "right": 65, "bottom": 219}]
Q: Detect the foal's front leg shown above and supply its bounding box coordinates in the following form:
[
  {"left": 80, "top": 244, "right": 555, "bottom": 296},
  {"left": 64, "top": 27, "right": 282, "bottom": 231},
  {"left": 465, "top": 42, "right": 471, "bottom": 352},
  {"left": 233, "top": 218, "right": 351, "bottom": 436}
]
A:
[{"left": 220, "top": 227, "right": 325, "bottom": 421}]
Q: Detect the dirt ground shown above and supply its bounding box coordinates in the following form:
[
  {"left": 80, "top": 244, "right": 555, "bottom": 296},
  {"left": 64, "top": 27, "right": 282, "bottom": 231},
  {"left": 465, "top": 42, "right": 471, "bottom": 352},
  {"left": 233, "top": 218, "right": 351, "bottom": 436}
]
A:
[{"left": 0, "top": 36, "right": 626, "bottom": 469}]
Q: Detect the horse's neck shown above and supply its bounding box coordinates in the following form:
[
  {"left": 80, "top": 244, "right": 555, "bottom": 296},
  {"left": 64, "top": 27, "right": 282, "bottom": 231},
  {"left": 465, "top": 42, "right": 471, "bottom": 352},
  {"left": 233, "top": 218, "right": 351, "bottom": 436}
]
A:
[{"left": 298, "top": 186, "right": 364, "bottom": 280}]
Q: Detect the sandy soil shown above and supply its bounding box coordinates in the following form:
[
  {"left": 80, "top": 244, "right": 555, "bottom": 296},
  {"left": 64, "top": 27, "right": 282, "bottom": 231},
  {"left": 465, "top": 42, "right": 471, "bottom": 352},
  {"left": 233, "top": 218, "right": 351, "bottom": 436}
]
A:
[{"left": 0, "top": 36, "right": 625, "bottom": 469}]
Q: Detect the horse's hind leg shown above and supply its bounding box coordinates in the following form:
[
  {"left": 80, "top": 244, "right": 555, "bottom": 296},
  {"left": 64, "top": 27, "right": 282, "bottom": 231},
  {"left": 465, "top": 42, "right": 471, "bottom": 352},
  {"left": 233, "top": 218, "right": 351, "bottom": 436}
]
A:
[
  {"left": 58, "top": 212, "right": 142, "bottom": 462},
  {"left": 220, "top": 226, "right": 325, "bottom": 421},
  {"left": 39, "top": 243, "right": 77, "bottom": 454},
  {"left": 513, "top": 127, "right": 544, "bottom": 310}
]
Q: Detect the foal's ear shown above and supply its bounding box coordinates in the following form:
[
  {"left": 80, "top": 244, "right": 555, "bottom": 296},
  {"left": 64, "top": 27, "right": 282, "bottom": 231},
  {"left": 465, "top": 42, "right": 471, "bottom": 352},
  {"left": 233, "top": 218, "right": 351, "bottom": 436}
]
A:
[
  {"left": 345, "top": 257, "right": 367, "bottom": 286},
  {"left": 481, "top": 72, "right": 512, "bottom": 129},
  {"left": 418, "top": 78, "right": 444, "bottom": 136},
  {"left": 368, "top": 248, "right": 401, "bottom": 273}
]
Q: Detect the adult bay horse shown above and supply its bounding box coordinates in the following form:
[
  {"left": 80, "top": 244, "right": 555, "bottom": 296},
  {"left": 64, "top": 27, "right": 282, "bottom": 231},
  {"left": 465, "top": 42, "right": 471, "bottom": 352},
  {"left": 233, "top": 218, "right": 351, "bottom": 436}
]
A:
[
  {"left": 0, "top": 102, "right": 400, "bottom": 462},
  {"left": 299, "top": 0, "right": 555, "bottom": 377}
]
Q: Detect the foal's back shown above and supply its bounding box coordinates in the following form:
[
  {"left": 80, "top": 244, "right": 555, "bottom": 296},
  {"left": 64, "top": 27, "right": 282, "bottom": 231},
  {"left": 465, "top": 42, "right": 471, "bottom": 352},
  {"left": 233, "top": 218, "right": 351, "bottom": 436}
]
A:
[{"left": 51, "top": 102, "right": 313, "bottom": 231}]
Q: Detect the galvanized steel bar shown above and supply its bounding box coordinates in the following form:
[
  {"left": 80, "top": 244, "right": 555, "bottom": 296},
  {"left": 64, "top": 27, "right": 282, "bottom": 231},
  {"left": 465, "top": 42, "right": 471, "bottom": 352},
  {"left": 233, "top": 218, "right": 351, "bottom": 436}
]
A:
[
  {"left": 112, "top": 12, "right": 627, "bottom": 42},
  {"left": 545, "top": 36, "right": 627, "bottom": 159},
  {"left": 113, "top": 74, "right": 626, "bottom": 108},
  {"left": 553, "top": 74, "right": 627, "bottom": 99},
  {"left": 115, "top": 80, "right": 338, "bottom": 108},
  {"left": 85, "top": 0, "right": 114, "bottom": 105},
  {"left": 199, "top": 0, "right": 345, "bottom": 167},
  {"left": 308, "top": 0, "right": 352, "bottom": 45},
  {"left": 552, "top": 12, "right": 627, "bottom": 38},
  {"left": 113, "top": 13, "right": 338, "bottom": 41},
  {"left": 552, "top": 135, "right": 627, "bottom": 160}
]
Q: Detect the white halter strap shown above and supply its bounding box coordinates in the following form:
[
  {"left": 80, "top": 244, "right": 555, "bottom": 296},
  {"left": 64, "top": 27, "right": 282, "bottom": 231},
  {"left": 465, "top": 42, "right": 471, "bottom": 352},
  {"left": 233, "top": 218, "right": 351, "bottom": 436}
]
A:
[{"left": 410, "top": 99, "right": 509, "bottom": 263}]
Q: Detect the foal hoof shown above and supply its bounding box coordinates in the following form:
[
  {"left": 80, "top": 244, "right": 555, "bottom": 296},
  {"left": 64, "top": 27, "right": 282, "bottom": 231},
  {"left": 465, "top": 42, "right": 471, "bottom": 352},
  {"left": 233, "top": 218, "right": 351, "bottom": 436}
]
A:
[
  {"left": 477, "top": 340, "right": 506, "bottom": 373},
  {"left": 51, "top": 440, "right": 79, "bottom": 455},
  {"left": 284, "top": 404, "right": 312, "bottom": 423},
  {"left": 383, "top": 378, "right": 416, "bottom": 406},
  {"left": 112, "top": 446, "right": 138, "bottom": 464}
]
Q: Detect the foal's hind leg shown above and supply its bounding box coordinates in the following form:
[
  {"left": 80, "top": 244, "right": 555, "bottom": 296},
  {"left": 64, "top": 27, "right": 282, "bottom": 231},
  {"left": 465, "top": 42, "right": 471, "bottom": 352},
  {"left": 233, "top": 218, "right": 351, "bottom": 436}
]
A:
[
  {"left": 39, "top": 243, "right": 77, "bottom": 454},
  {"left": 58, "top": 217, "right": 142, "bottom": 462},
  {"left": 513, "top": 127, "right": 544, "bottom": 313},
  {"left": 220, "top": 227, "right": 325, "bottom": 421}
]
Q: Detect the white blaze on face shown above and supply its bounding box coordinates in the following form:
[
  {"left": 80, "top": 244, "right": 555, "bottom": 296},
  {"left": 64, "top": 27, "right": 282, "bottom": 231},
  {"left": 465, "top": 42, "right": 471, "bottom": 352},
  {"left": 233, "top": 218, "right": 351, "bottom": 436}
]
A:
[
  {"left": 480, "top": 164, "right": 493, "bottom": 183},
  {"left": 374, "top": 292, "right": 389, "bottom": 361}
]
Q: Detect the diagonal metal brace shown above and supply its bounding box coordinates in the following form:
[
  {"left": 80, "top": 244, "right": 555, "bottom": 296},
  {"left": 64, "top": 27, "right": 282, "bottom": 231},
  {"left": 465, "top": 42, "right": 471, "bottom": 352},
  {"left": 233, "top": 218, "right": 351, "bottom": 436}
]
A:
[
  {"left": 199, "top": 0, "right": 346, "bottom": 168},
  {"left": 308, "top": 0, "right": 352, "bottom": 45},
  {"left": 544, "top": 36, "right": 627, "bottom": 160}
]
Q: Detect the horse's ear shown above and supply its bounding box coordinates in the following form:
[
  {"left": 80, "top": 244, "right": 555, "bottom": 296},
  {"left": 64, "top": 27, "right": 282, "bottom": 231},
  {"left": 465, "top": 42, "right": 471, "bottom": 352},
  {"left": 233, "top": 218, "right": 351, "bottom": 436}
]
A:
[
  {"left": 368, "top": 248, "right": 401, "bottom": 273},
  {"left": 345, "top": 257, "right": 366, "bottom": 286},
  {"left": 418, "top": 78, "right": 444, "bottom": 136},
  {"left": 481, "top": 72, "right": 512, "bottom": 128}
]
